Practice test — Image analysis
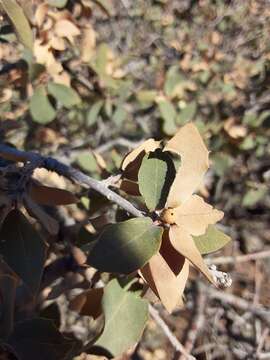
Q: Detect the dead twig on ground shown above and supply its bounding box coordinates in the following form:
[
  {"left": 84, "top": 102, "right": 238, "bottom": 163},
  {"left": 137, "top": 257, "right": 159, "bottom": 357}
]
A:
[
  {"left": 206, "top": 250, "right": 270, "bottom": 265},
  {"left": 149, "top": 304, "right": 195, "bottom": 360}
]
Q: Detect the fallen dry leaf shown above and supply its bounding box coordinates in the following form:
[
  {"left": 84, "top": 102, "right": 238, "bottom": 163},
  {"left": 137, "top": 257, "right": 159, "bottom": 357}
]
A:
[
  {"left": 224, "top": 117, "right": 247, "bottom": 139},
  {"left": 80, "top": 25, "right": 96, "bottom": 63},
  {"left": 54, "top": 19, "right": 80, "bottom": 45}
]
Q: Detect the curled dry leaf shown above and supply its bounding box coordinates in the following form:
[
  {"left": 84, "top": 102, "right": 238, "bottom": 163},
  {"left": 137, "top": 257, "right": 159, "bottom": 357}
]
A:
[
  {"left": 224, "top": 117, "right": 247, "bottom": 139},
  {"left": 54, "top": 19, "right": 80, "bottom": 44},
  {"left": 163, "top": 122, "right": 209, "bottom": 208},
  {"left": 121, "top": 139, "right": 161, "bottom": 171},
  {"left": 121, "top": 139, "right": 160, "bottom": 181}
]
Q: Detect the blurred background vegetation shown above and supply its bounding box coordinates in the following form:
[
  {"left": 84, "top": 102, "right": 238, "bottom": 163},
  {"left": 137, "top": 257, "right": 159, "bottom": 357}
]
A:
[{"left": 0, "top": 0, "right": 269, "bottom": 359}]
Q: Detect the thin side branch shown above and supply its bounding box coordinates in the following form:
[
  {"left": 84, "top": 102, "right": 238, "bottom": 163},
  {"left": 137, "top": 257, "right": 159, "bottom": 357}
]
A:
[{"left": 0, "top": 144, "right": 144, "bottom": 218}]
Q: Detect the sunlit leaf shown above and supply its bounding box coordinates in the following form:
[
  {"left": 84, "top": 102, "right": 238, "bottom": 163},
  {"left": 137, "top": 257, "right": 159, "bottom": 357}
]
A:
[
  {"left": 0, "top": 0, "right": 33, "bottom": 50},
  {"left": 169, "top": 225, "right": 214, "bottom": 284},
  {"left": 138, "top": 155, "right": 168, "bottom": 211},
  {"left": 193, "top": 225, "right": 231, "bottom": 254},
  {"left": 30, "top": 86, "right": 56, "bottom": 124},
  {"left": 77, "top": 152, "right": 98, "bottom": 173},
  {"left": 92, "top": 279, "right": 148, "bottom": 358},
  {"left": 242, "top": 187, "right": 268, "bottom": 208},
  {"left": 157, "top": 99, "right": 177, "bottom": 135},
  {"left": 172, "top": 195, "right": 223, "bottom": 236},
  {"left": 87, "top": 218, "right": 163, "bottom": 274},
  {"left": 0, "top": 210, "right": 47, "bottom": 295},
  {"left": 140, "top": 250, "right": 189, "bottom": 313},
  {"left": 177, "top": 101, "right": 197, "bottom": 125},
  {"left": 47, "top": 83, "right": 81, "bottom": 109},
  {"left": 87, "top": 100, "right": 104, "bottom": 126},
  {"left": 163, "top": 123, "right": 209, "bottom": 207}
]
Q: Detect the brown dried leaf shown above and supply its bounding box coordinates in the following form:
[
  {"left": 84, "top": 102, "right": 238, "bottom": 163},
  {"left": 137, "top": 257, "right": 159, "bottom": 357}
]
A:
[
  {"left": 121, "top": 139, "right": 160, "bottom": 181},
  {"left": 163, "top": 123, "right": 209, "bottom": 208},
  {"left": 23, "top": 194, "right": 59, "bottom": 235},
  {"left": 121, "top": 139, "right": 160, "bottom": 171},
  {"left": 224, "top": 117, "right": 247, "bottom": 139},
  {"left": 29, "top": 181, "right": 78, "bottom": 206},
  {"left": 140, "top": 251, "right": 189, "bottom": 313},
  {"left": 34, "top": 39, "right": 63, "bottom": 75},
  {"left": 172, "top": 195, "right": 223, "bottom": 236},
  {"left": 119, "top": 179, "right": 141, "bottom": 196},
  {"left": 54, "top": 19, "right": 80, "bottom": 44},
  {"left": 69, "top": 287, "right": 103, "bottom": 319},
  {"left": 35, "top": 3, "right": 48, "bottom": 27},
  {"left": 169, "top": 225, "right": 214, "bottom": 285},
  {"left": 80, "top": 25, "right": 96, "bottom": 62},
  {"left": 50, "top": 35, "right": 66, "bottom": 51}
]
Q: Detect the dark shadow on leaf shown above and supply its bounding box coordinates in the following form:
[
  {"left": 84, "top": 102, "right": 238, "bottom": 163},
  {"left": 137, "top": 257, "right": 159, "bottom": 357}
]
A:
[{"left": 148, "top": 149, "right": 176, "bottom": 210}]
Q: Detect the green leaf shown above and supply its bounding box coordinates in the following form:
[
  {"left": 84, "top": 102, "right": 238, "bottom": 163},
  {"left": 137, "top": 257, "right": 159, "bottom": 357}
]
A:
[
  {"left": 177, "top": 101, "right": 197, "bottom": 125},
  {"left": 112, "top": 105, "right": 128, "bottom": 126},
  {"left": 212, "top": 152, "right": 234, "bottom": 177},
  {"left": 8, "top": 318, "right": 76, "bottom": 360},
  {"left": 87, "top": 100, "right": 104, "bottom": 126},
  {"left": 48, "top": 0, "right": 68, "bottom": 8},
  {"left": 158, "top": 100, "right": 177, "bottom": 135},
  {"left": 138, "top": 155, "right": 168, "bottom": 211},
  {"left": 87, "top": 218, "right": 163, "bottom": 274},
  {"left": 47, "top": 83, "right": 81, "bottom": 109},
  {"left": 164, "top": 66, "right": 185, "bottom": 97},
  {"left": 92, "top": 279, "right": 148, "bottom": 358},
  {"left": 193, "top": 225, "right": 231, "bottom": 255},
  {"left": 0, "top": 0, "right": 33, "bottom": 50},
  {"left": 0, "top": 210, "right": 47, "bottom": 295},
  {"left": 242, "top": 187, "right": 267, "bottom": 208},
  {"left": 30, "top": 86, "right": 56, "bottom": 124},
  {"left": 76, "top": 152, "right": 98, "bottom": 173}
]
